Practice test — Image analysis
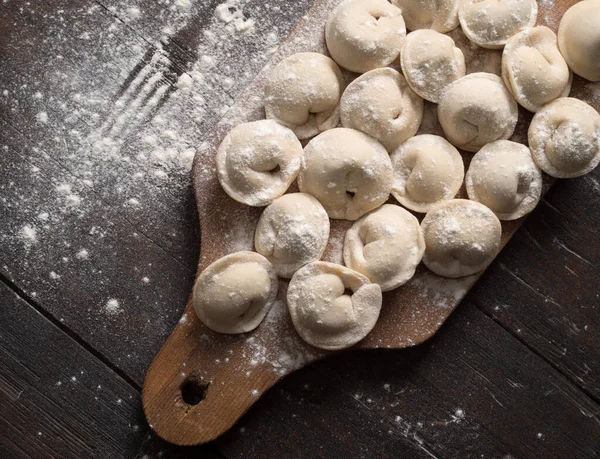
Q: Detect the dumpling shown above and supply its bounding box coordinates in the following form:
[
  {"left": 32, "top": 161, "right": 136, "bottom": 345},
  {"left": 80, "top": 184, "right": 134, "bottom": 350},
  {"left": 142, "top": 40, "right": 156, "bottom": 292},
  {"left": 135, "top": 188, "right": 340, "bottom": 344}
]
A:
[
  {"left": 340, "top": 68, "right": 423, "bottom": 151},
  {"left": 401, "top": 29, "right": 466, "bottom": 103},
  {"left": 459, "top": 0, "right": 538, "bottom": 49},
  {"left": 287, "top": 261, "right": 382, "bottom": 350},
  {"left": 343, "top": 204, "right": 425, "bottom": 291},
  {"left": 558, "top": 0, "right": 600, "bottom": 82},
  {"left": 390, "top": 135, "right": 464, "bottom": 213},
  {"left": 421, "top": 199, "right": 502, "bottom": 278},
  {"left": 437, "top": 73, "right": 518, "bottom": 152},
  {"left": 465, "top": 140, "right": 542, "bottom": 221},
  {"left": 391, "top": 0, "right": 460, "bottom": 33},
  {"left": 255, "top": 193, "right": 330, "bottom": 278},
  {"left": 216, "top": 120, "right": 303, "bottom": 207},
  {"left": 264, "top": 52, "right": 345, "bottom": 139},
  {"left": 298, "top": 128, "right": 394, "bottom": 221},
  {"left": 325, "top": 0, "right": 406, "bottom": 73},
  {"left": 502, "top": 26, "right": 572, "bottom": 113},
  {"left": 193, "top": 252, "right": 278, "bottom": 334},
  {"left": 528, "top": 98, "right": 600, "bottom": 178}
]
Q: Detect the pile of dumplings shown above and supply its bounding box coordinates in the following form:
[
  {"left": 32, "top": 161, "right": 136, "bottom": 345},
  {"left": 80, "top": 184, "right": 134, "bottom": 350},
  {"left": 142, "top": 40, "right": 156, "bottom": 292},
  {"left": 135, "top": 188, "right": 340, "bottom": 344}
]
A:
[{"left": 193, "top": 0, "right": 600, "bottom": 351}]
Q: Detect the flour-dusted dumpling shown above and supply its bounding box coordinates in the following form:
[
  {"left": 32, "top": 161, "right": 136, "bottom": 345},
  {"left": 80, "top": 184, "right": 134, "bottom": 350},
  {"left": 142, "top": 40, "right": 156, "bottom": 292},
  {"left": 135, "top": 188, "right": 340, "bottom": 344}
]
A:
[
  {"left": 193, "top": 252, "right": 278, "bottom": 334},
  {"left": 264, "top": 53, "right": 345, "bottom": 139},
  {"left": 216, "top": 120, "right": 303, "bottom": 207},
  {"left": 438, "top": 73, "right": 518, "bottom": 152},
  {"left": 401, "top": 29, "right": 466, "bottom": 103},
  {"left": 558, "top": 0, "right": 600, "bottom": 82},
  {"left": 528, "top": 98, "right": 600, "bottom": 179},
  {"left": 287, "top": 261, "right": 382, "bottom": 350},
  {"left": 466, "top": 140, "right": 542, "bottom": 221},
  {"left": 255, "top": 193, "right": 330, "bottom": 279},
  {"left": 390, "top": 135, "right": 464, "bottom": 213},
  {"left": 421, "top": 199, "right": 502, "bottom": 278},
  {"left": 459, "top": 0, "right": 538, "bottom": 49},
  {"left": 343, "top": 204, "right": 425, "bottom": 291},
  {"left": 502, "top": 26, "right": 572, "bottom": 113},
  {"left": 391, "top": 0, "right": 460, "bottom": 33},
  {"left": 340, "top": 68, "right": 423, "bottom": 151},
  {"left": 325, "top": 0, "right": 406, "bottom": 73},
  {"left": 298, "top": 128, "right": 394, "bottom": 220}
]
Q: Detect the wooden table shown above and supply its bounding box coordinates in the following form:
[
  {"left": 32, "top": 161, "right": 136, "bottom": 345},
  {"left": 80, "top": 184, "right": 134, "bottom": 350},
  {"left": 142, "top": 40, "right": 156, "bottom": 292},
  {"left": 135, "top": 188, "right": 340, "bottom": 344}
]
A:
[{"left": 1, "top": 1, "right": 598, "bottom": 457}]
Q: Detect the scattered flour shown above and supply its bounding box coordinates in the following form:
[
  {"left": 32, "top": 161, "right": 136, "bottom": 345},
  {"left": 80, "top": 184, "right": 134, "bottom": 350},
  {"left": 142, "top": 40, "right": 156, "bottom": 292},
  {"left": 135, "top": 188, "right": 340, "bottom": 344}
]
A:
[
  {"left": 20, "top": 224, "right": 37, "bottom": 245},
  {"left": 105, "top": 298, "right": 123, "bottom": 316},
  {"left": 76, "top": 249, "right": 89, "bottom": 260},
  {"left": 36, "top": 111, "right": 48, "bottom": 124}
]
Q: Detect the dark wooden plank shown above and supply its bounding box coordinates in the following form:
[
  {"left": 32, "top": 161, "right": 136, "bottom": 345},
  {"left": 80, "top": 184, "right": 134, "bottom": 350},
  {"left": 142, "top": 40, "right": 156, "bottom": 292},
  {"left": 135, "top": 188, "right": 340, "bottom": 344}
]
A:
[
  {"left": 0, "top": 280, "right": 222, "bottom": 459},
  {"left": 214, "top": 301, "right": 599, "bottom": 459}
]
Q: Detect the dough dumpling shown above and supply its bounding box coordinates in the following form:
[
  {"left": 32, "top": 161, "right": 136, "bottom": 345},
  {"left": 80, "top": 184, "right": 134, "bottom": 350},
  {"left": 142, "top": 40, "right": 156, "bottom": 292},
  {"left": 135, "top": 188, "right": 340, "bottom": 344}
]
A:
[
  {"left": 390, "top": 135, "right": 464, "bottom": 213},
  {"left": 326, "top": 0, "right": 406, "bottom": 73},
  {"left": 193, "top": 252, "right": 278, "bottom": 334},
  {"left": 216, "top": 120, "right": 303, "bottom": 207},
  {"left": 421, "top": 199, "right": 502, "bottom": 278},
  {"left": 298, "top": 128, "right": 394, "bottom": 221},
  {"left": 401, "top": 29, "right": 466, "bottom": 103},
  {"left": 459, "top": 0, "right": 538, "bottom": 49},
  {"left": 343, "top": 204, "right": 425, "bottom": 291},
  {"left": 287, "top": 261, "right": 382, "bottom": 350},
  {"left": 340, "top": 68, "right": 423, "bottom": 151},
  {"left": 466, "top": 140, "right": 542, "bottom": 221},
  {"left": 391, "top": 0, "right": 460, "bottom": 33},
  {"left": 502, "top": 26, "right": 572, "bottom": 113},
  {"left": 558, "top": 0, "right": 600, "bottom": 82},
  {"left": 255, "top": 193, "right": 330, "bottom": 278},
  {"left": 437, "top": 73, "right": 518, "bottom": 152},
  {"left": 528, "top": 98, "right": 600, "bottom": 179},
  {"left": 264, "top": 53, "right": 345, "bottom": 139}
]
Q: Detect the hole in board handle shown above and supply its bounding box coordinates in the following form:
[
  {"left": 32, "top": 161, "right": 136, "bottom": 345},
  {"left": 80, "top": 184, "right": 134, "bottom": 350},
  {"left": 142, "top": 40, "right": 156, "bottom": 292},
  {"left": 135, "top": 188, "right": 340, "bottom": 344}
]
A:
[{"left": 181, "top": 378, "right": 209, "bottom": 406}]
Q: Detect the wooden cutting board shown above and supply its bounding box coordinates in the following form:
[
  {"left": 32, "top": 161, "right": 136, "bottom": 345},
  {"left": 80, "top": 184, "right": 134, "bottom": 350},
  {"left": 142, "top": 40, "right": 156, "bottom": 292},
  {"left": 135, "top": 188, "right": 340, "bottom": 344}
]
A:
[{"left": 143, "top": 0, "right": 593, "bottom": 446}]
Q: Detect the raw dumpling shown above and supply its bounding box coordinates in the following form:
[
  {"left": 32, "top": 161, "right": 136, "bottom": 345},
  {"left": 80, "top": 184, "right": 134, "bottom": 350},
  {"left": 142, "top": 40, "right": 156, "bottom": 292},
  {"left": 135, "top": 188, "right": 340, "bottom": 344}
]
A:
[
  {"left": 390, "top": 135, "right": 464, "bottom": 213},
  {"left": 193, "top": 252, "right": 278, "bottom": 334},
  {"left": 298, "top": 128, "right": 394, "bottom": 221},
  {"left": 264, "top": 53, "right": 345, "bottom": 139},
  {"left": 343, "top": 204, "right": 425, "bottom": 291},
  {"left": 391, "top": 0, "right": 460, "bottom": 33},
  {"left": 325, "top": 0, "right": 406, "bottom": 73},
  {"left": 437, "top": 73, "right": 518, "bottom": 152},
  {"left": 216, "top": 120, "right": 303, "bottom": 207},
  {"left": 401, "top": 29, "right": 466, "bottom": 103},
  {"left": 465, "top": 140, "right": 542, "bottom": 221},
  {"left": 528, "top": 98, "right": 600, "bottom": 178},
  {"left": 421, "top": 199, "right": 502, "bottom": 278},
  {"left": 459, "top": 0, "right": 538, "bottom": 49},
  {"left": 255, "top": 193, "right": 330, "bottom": 278},
  {"left": 287, "top": 261, "right": 382, "bottom": 350},
  {"left": 558, "top": 0, "right": 600, "bottom": 82},
  {"left": 340, "top": 68, "right": 423, "bottom": 151},
  {"left": 502, "top": 26, "right": 572, "bottom": 113}
]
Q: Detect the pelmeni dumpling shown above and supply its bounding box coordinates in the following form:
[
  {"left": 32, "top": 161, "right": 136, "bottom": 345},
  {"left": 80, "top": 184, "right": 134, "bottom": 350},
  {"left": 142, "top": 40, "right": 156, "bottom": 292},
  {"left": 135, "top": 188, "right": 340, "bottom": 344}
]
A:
[
  {"left": 193, "top": 252, "right": 278, "bottom": 334},
  {"left": 391, "top": 0, "right": 460, "bottom": 33},
  {"left": 466, "top": 140, "right": 542, "bottom": 221},
  {"left": 255, "top": 193, "right": 330, "bottom": 278},
  {"left": 528, "top": 98, "right": 600, "bottom": 179},
  {"left": 343, "top": 204, "right": 425, "bottom": 291},
  {"left": 438, "top": 73, "right": 518, "bottom": 152},
  {"left": 421, "top": 199, "right": 502, "bottom": 278},
  {"left": 401, "top": 29, "right": 466, "bottom": 103},
  {"left": 298, "top": 128, "right": 394, "bottom": 221},
  {"left": 264, "top": 53, "right": 345, "bottom": 139},
  {"left": 502, "top": 26, "right": 572, "bottom": 113},
  {"left": 459, "top": 0, "right": 538, "bottom": 49},
  {"left": 558, "top": 0, "right": 600, "bottom": 82},
  {"left": 340, "top": 68, "right": 423, "bottom": 151},
  {"left": 390, "top": 135, "right": 464, "bottom": 213},
  {"left": 216, "top": 120, "right": 303, "bottom": 207},
  {"left": 325, "top": 0, "right": 406, "bottom": 73},
  {"left": 287, "top": 261, "right": 382, "bottom": 350}
]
